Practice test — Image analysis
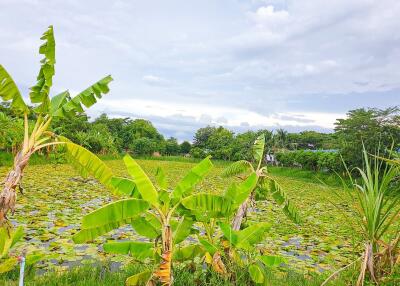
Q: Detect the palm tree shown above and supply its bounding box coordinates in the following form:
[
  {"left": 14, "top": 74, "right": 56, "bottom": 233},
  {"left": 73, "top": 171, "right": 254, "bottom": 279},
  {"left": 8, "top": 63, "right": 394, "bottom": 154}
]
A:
[{"left": 273, "top": 128, "right": 288, "bottom": 149}]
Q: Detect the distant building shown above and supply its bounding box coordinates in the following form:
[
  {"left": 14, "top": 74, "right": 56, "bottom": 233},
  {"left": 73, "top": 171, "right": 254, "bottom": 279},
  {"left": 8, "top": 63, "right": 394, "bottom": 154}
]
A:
[{"left": 152, "top": 151, "right": 161, "bottom": 157}]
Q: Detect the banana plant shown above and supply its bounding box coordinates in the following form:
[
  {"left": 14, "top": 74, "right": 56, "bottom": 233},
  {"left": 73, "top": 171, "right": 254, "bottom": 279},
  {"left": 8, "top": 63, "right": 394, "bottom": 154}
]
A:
[
  {"left": 0, "top": 226, "right": 44, "bottom": 274},
  {"left": 72, "top": 154, "right": 224, "bottom": 286},
  {"left": 203, "top": 223, "right": 275, "bottom": 279},
  {"left": 178, "top": 173, "right": 273, "bottom": 278},
  {"left": 220, "top": 222, "right": 287, "bottom": 285},
  {"left": 247, "top": 255, "right": 286, "bottom": 285},
  {"left": 177, "top": 212, "right": 284, "bottom": 286},
  {"left": 0, "top": 26, "right": 113, "bottom": 227},
  {"left": 222, "top": 134, "right": 300, "bottom": 230}
]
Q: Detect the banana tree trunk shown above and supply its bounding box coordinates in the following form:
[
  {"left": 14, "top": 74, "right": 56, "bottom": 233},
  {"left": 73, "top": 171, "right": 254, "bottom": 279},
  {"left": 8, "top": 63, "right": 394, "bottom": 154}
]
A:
[
  {"left": 232, "top": 190, "right": 256, "bottom": 231},
  {"left": 0, "top": 151, "right": 31, "bottom": 226},
  {"left": 231, "top": 198, "right": 249, "bottom": 231},
  {"left": 153, "top": 224, "right": 173, "bottom": 286}
]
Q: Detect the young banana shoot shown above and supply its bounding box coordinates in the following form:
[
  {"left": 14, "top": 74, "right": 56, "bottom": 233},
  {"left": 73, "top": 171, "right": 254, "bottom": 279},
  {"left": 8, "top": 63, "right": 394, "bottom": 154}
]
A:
[{"left": 225, "top": 134, "right": 300, "bottom": 231}]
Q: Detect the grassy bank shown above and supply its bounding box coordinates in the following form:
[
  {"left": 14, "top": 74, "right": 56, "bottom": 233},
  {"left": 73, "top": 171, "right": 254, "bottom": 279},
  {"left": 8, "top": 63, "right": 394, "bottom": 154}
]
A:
[
  {"left": 0, "top": 262, "right": 335, "bottom": 286},
  {"left": 3, "top": 260, "right": 400, "bottom": 285}
]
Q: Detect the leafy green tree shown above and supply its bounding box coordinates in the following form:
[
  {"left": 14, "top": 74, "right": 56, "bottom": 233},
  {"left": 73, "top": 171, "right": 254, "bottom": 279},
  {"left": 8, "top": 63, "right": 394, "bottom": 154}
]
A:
[
  {"left": 165, "top": 137, "right": 180, "bottom": 155},
  {"left": 192, "top": 126, "right": 235, "bottom": 160},
  {"left": 0, "top": 112, "right": 23, "bottom": 153},
  {"left": 93, "top": 113, "right": 128, "bottom": 151},
  {"left": 182, "top": 138, "right": 297, "bottom": 283},
  {"left": 123, "top": 119, "right": 164, "bottom": 151},
  {"left": 130, "top": 137, "right": 157, "bottom": 156},
  {"left": 208, "top": 127, "right": 234, "bottom": 160},
  {"left": 54, "top": 114, "right": 119, "bottom": 154},
  {"left": 179, "top": 141, "right": 191, "bottom": 154},
  {"left": 193, "top": 126, "right": 216, "bottom": 149},
  {"left": 84, "top": 123, "right": 117, "bottom": 154},
  {"left": 286, "top": 131, "right": 338, "bottom": 150},
  {"left": 190, "top": 147, "right": 206, "bottom": 158},
  {"left": 335, "top": 107, "right": 400, "bottom": 168},
  {"left": 52, "top": 114, "right": 90, "bottom": 143},
  {"left": 273, "top": 128, "right": 288, "bottom": 149},
  {"left": 231, "top": 131, "right": 258, "bottom": 161},
  {"left": 0, "top": 26, "right": 112, "bottom": 227}
]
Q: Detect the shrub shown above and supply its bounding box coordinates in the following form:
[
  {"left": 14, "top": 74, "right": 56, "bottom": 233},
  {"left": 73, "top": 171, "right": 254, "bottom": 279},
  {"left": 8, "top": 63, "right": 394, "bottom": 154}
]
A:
[
  {"left": 190, "top": 147, "right": 206, "bottom": 158},
  {"left": 276, "top": 150, "right": 343, "bottom": 172},
  {"left": 130, "top": 137, "right": 158, "bottom": 156},
  {"left": 179, "top": 141, "right": 191, "bottom": 154},
  {"left": 317, "top": 152, "right": 342, "bottom": 172}
]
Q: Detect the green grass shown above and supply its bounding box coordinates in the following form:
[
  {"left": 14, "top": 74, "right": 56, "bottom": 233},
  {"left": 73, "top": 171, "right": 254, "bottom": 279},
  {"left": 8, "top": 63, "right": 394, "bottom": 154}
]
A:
[
  {"left": 7, "top": 261, "right": 400, "bottom": 286},
  {"left": 0, "top": 262, "right": 336, "bottom": 286},
  {"left": 4, "top": 262, "right": 400, "bottom": 285}
]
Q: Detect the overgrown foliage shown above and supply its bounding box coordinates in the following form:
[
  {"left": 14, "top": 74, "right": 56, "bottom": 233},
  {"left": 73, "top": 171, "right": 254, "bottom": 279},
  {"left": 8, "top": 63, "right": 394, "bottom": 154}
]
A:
[{"left": 335, "top": 107, "right": 400, "bottom": 169}]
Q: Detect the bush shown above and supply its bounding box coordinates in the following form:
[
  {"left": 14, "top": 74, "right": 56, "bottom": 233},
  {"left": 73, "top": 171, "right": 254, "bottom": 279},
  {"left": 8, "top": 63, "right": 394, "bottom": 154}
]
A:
[
  {"left": 275, "top": 152, "right": 295, "bottom": 166},
  {"left": 179, "top": 141, "right": 191, "bottom": 154},
  {"left": 317, "top": 152, "right": 343, "bottom": 172},
  {"left": 190, "top": 147, "right": 206, "bottom": 158},
  {"left": 165, "top": 137, "right": 180, "bottom": 155},
  {"left": 130, "top": 137, "right": 158, "bottom": 156},
  {"left": 276, "top": 150, "right": 343, "bottom": 172}
]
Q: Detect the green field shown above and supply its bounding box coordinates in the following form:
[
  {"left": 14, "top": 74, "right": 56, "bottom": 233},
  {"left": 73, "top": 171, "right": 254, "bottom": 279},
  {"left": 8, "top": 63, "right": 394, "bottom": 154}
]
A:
[{"left": 0, "top": 159, "right": 358, "bottom": 284}]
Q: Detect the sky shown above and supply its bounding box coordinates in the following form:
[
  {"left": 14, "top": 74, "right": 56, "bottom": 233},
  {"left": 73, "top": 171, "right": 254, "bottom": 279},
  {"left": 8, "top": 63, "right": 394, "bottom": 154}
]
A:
[{"left": 1, "top": 0, "right": 399, "bottom": 141}]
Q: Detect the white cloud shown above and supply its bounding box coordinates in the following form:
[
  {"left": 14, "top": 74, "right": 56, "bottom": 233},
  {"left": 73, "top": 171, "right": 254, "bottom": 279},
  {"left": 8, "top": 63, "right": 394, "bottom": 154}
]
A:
[
  {"left": 142, "top": 75, "right": 171, "bottom": 86},
  {"left": 88, "top": 98, "right": 343, "bottom": 130},
  {"left": 250, "top": 5, "right": 289, "bottom": 28}
]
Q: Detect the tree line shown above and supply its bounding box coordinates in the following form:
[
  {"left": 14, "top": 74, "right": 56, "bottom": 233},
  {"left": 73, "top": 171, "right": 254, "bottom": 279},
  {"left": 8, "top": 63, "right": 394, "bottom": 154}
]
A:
[{"left": 1, "top": 102, "right": 399, "bottom": 169}]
